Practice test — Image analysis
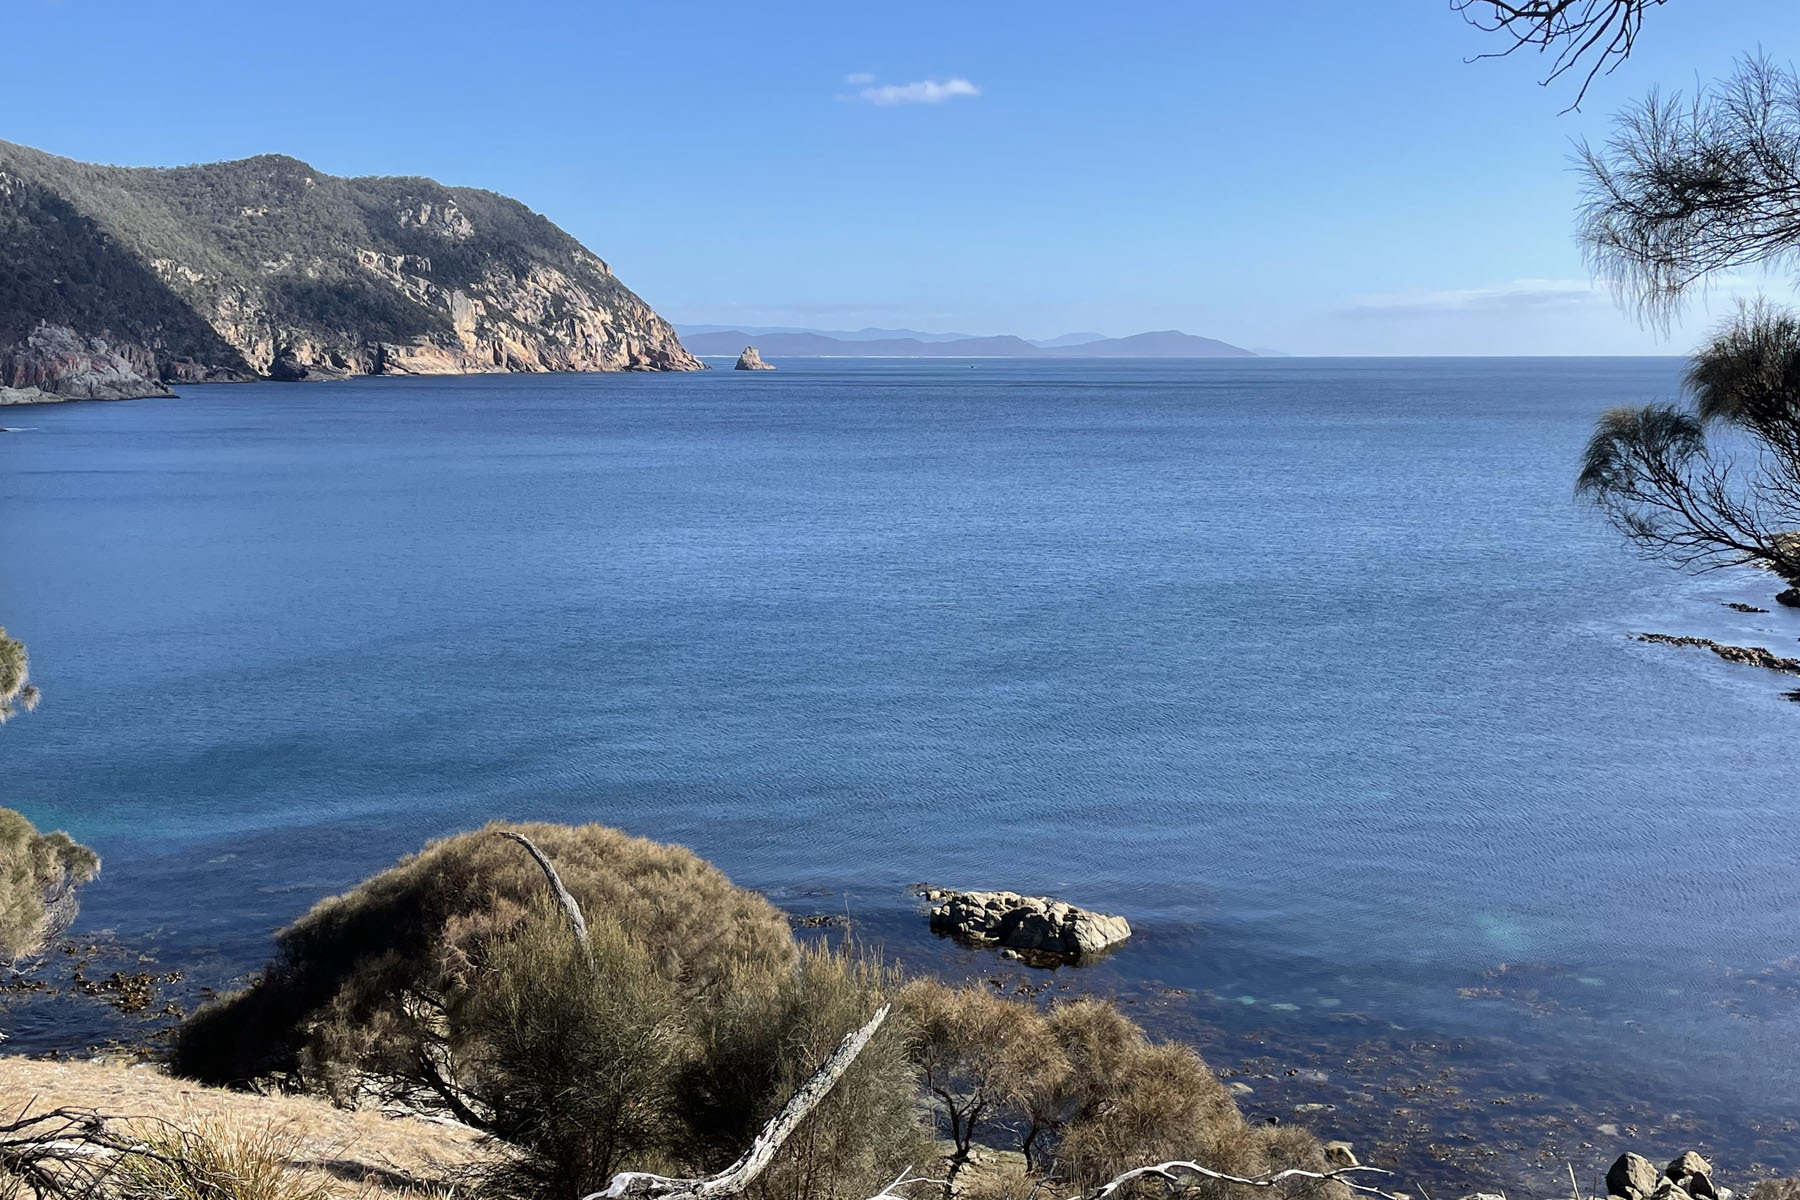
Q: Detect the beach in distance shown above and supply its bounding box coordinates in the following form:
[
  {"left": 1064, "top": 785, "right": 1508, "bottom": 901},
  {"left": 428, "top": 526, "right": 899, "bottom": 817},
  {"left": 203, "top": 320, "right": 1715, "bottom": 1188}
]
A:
[{"left": 4, "top": 356, "right": 1798, "bottom": 1189}]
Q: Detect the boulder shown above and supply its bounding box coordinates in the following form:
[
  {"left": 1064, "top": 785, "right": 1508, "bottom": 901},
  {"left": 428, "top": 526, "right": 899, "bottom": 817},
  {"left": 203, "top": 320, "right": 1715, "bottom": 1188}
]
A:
[
  {"left": 1323, "top": 1141, "right": 1358, "bottom": 1168},
  {"left": 1609, "top": 1153, "right": 1662, "bottom": 1200},
  {"left": 928, "top": 889, "right": 1130, "bottom": 961},
  {"left": 1778, "top": 587, "right": 1800, "bottom": 609},
  {"left": 1667, "top": 1153, "right": 1718, "bottom": 1200},
  {"left": 735, "top": 345, "right": 775, "bottom": 371}
]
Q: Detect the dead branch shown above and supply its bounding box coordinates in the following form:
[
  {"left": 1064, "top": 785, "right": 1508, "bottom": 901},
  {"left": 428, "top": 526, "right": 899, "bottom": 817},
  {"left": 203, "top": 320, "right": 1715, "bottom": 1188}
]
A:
[
  {"left": 1453, "top": 0, "right": 1666, "bottom": 110},
  {"left": 1073, "top": 1160, "right": 1409, "bottom": 1200},
  {"left": 0, "top": 1106, "right": 179, "bottom": 1200},
  {"left": 584, "top": 1003, "right": 892, "bottom": 1200},
  {"left": 500, "top": 831, "right": 592, "bottom": 963},
  {"left": 867, "top": 1167, "right": 949, "bottom": 1200}
]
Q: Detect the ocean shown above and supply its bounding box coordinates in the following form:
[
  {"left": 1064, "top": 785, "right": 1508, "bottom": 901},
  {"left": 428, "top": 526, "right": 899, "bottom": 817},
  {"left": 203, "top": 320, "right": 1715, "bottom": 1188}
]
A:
[{"left": 3, "top": 358, "right": 1797, "bottom": 1190}]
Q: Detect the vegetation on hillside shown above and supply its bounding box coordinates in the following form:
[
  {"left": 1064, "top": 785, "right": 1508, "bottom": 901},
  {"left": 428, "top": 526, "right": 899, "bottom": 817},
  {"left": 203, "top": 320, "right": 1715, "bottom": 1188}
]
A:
[
  {"left": 0, "top": 628, "right": 99, "bottom": 963},
  {"left": 0, "top": 807, "right": 99, "bottom": 963},
  {"left": 0, "top": 139, "right": 695, "bottom": 378},
  {"left": 0, "top": 626, "right": 40, "bottom": 723},
  {"left": 174, "top": 822, "right": 1344, "bottom": 1200}
]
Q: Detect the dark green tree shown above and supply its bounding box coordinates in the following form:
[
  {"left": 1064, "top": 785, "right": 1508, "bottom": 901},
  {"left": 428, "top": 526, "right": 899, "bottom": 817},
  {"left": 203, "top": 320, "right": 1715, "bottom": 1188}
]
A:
[
  {"left": 0, "top": 625, "right": 39, "bottom": 723},
  {"left": 1461, "top": 4, "right": 1800, "bottom": 603}
]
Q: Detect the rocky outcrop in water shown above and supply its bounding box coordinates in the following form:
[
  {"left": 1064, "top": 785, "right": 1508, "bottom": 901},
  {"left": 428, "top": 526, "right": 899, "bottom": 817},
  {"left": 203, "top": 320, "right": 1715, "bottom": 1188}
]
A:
[
  {"left": 0, "top": 324, "right": 171, "bottom": 403},
  {"left": 735, "top": 345, "right": 775, "bottom": 371},
  {"left": 924, "top": 888, "right": 1131, "bottom": 960},
  {"left": 1635, "top": 632, "right": 1800, "bottom": 674},
  {"left": 0, "top": 138, "right": 701, "bottom": 398}
]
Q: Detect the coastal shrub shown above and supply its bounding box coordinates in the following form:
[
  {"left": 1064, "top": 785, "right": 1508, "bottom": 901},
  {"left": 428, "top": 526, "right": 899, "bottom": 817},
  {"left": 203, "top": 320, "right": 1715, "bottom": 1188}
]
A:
[
  {"left": 683, "top": 950, "right": 929, "bottom": 1200},
  {"left": 899, "top": 979, "right": 1073, "bottom": 1186},
  {"left": 172, "top": 820, "right": 797, "bottom": 1087},
  {"left": 174, "top": 822, "right": 928, "bottom": 1200},
  {"left": 0, "top": 807, "right": 99, "bottom": 961},
  {"left": 1748, "top": 1185, "right": 1800, "bottom": 1200},
  {"left": 467, "top": 901, "right": 691, "bottom": 1197},
  {"left": 0, "top": 625, "right": 40, "bottom": 722},
  {"left": 902, "top": 984, "right": 1342, "bottom": 1200}
]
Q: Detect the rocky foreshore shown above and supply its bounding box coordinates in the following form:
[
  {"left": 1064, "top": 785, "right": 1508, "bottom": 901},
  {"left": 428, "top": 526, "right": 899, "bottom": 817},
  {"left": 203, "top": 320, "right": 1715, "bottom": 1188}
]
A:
[
  {"left": 1636, "top": 632, "right": 1800, "bottom": 675},
  {"left": 0, "top": 324, "right": 172, "bottom": 404},
  {"left": 923, "top": 887, "right": 1132, "bottom": 960}
]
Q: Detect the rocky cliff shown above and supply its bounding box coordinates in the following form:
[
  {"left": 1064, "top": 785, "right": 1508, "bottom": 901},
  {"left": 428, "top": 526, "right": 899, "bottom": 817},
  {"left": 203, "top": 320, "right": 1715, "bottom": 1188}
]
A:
[
  {"left": 0, "top": 324, "right": 172, "bottom": 403},
  {"left": 0, "top": 139, "right": 700, "bottom": 396}
]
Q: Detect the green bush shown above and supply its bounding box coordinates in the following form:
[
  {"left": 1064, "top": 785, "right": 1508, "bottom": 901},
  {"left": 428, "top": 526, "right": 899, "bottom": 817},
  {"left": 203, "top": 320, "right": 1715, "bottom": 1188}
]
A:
[
  {"left": 467, "top": 901, "right": 691, "bottom": 1197},
  {"left": 0, "top": 625, "right": 40, "bottom": 723},
  {"left": 902, "top": 983, "right": 1343, "bottom": 1200},
  {"left": 175, "top": 823, "right": 924, "bottom": 1200},
  {"left": 176, "top": 823, "right": 1321, "bottom": 1200},
  {"left": 173, "top": 820, "right": 797, "bottom": 1089},
  {"left": 0, "top": 807, "right": 99, "bottom": 961},
  {"left": 685, "top": 950, "right": 930, "bottom": 1200}
]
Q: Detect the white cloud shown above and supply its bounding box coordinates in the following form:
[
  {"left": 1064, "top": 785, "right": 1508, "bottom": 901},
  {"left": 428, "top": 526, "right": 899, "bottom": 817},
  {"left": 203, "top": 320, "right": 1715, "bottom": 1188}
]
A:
[
  {"left": 1342, "top": 279, "right": 1603, "bottom": 318},
  {"left": 844, "top": 72, "right": 875, "bottom": 84},
  {"left": 1340, "top": 273, "right": 1781, "bottom": 323},
  {"left": 851, "top": 77, "right": 981, "bottom": 106}
]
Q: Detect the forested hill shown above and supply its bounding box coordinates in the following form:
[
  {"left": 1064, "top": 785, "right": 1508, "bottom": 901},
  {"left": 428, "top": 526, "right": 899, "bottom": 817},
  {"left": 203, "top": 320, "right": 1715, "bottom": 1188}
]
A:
[{"left": 0, "top": 140, "right": 700, "bottom": 388}]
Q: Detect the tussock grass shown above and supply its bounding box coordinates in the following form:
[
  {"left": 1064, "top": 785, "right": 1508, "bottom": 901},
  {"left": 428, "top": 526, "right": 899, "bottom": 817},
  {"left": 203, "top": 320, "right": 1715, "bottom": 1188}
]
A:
[{"left": 109, "top": 1119, "right": 330, "bottom": 1200}]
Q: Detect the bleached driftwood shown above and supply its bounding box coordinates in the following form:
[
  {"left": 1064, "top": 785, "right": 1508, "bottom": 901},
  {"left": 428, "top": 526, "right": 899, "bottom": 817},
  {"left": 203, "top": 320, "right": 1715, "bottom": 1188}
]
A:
[
  {"left": 501, "top": 830, "right": 593, "bottom": 963},
  {"left": 867, "top": 1167, "right": 949, "bottom": 1200},
  {"left": 1075, "top": 1160, "right": 1408, "bottom": 1200},
  {"left": 585, "top": 1003, "right": 892, "bottom": 1200},
  {"left": 0, "top": 1107, "right": 176, "bottom": 1200}
]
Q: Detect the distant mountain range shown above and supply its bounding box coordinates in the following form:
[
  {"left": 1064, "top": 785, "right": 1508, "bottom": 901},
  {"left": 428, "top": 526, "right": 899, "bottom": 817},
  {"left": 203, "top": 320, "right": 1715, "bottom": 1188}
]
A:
[{"left": 677, "top": 326, "right": 1255, "bottom": 358}]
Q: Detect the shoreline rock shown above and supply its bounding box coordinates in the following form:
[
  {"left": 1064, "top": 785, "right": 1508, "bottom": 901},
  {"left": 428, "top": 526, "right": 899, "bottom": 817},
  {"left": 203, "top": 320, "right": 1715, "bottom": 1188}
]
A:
[
  {"left": 1606, "top": 1151, "right": 1731, "bottom": 1200},
  {"left": 1635, "top": 632, "right": 1800, "bottom": 676},
  {"left": 735, "top": 345, "right": 775, "bottom": 371},
  {"left": 0, "top": 323, "right": 172, "bottom": 403},
  {"left": 923, "top": 888, "right": 1131, "bottom": 961}
]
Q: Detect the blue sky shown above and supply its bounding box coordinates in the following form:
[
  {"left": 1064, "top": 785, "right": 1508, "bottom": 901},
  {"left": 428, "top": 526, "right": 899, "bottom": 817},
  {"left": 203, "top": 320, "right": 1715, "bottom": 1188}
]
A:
[{"left": 9, "top": 1, "right": 1797, "bottom": 353}]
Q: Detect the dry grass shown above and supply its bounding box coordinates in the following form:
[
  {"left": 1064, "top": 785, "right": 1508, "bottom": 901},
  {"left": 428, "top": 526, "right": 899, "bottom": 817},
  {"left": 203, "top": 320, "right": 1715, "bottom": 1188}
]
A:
[{"left": 0, "top": 1058, "right": 483, "bottom": 1200}]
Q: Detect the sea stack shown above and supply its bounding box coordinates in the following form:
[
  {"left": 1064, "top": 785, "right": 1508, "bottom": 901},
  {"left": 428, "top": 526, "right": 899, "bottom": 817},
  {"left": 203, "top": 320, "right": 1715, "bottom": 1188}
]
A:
[{"left": 735, "top": 346, "right": 775, "bottom": 371}]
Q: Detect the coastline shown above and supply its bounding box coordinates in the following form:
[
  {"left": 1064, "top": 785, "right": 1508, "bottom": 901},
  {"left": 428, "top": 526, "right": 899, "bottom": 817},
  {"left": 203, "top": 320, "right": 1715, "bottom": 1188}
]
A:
[{"left": 8, "top": 884, "right": 1799, "bottom": 1198}]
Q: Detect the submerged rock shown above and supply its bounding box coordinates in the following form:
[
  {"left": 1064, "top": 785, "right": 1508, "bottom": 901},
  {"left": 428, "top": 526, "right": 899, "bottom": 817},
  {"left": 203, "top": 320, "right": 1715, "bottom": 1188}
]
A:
[
  {"left": 735, "top": 345, "right": 775, "bottom": 371},
  {"left": 925, "top": 888, "right": 1131, "bottom": 960},
  {"left": 1635, "top": 632, "right": 1800, "bottom": 675}
]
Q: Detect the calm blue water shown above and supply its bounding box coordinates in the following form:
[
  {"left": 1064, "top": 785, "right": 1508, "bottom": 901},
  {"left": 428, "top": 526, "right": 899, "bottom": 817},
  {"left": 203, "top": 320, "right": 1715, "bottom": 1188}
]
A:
[{"left": 4, "top": 358, "right": 1799, "bottom": 1181}]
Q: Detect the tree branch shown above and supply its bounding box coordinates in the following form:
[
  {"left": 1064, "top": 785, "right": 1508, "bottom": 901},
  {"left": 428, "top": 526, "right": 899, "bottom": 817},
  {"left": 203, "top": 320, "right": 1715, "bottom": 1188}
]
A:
[
  {"left": 584, "top": 1004, "right": 891, "bottom": 1200},
  {"left": 500, "top": 831, "right": 592, "bottom": 964},
  {"left": 1074, "top": 1160, "right": 1409, "bottom": 1200}
]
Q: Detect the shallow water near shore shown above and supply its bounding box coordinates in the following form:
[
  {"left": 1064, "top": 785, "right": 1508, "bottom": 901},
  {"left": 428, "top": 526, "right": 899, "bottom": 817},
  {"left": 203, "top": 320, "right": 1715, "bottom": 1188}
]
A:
[{"left": 4, "top": 359, "right": 1799, "bottom": 1190}]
